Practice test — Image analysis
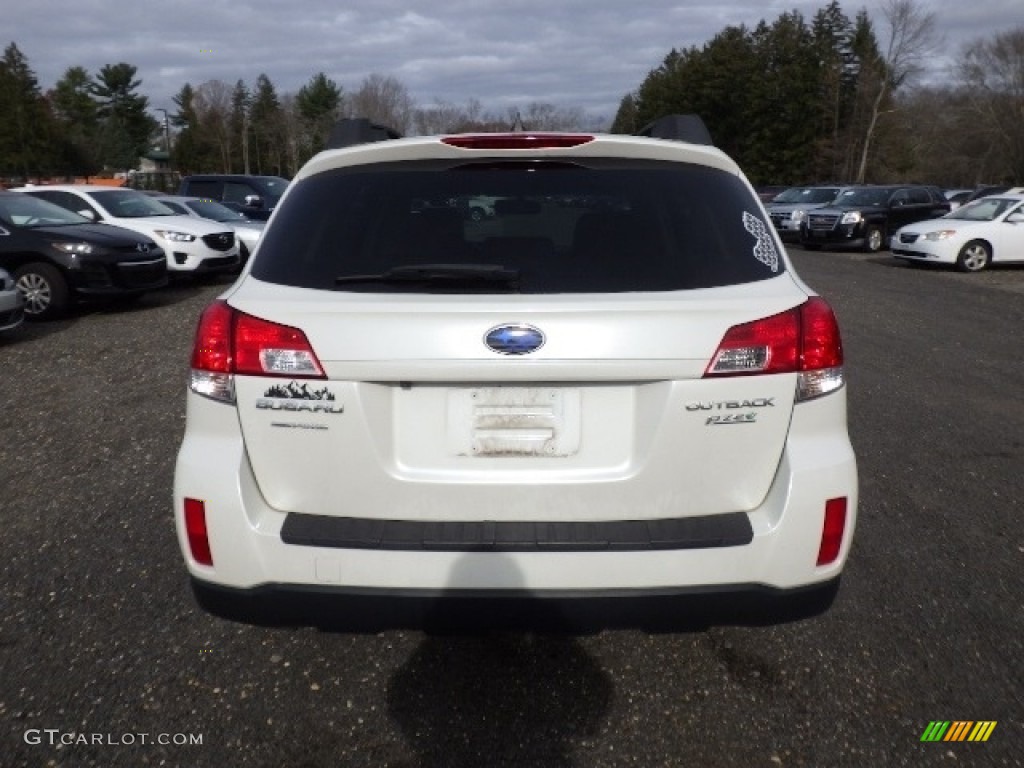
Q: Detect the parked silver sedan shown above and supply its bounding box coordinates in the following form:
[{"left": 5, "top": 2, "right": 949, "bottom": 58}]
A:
[
  {"left": 153, "top": 195, "right": 264, "bottom": 267},
  {"left": 0, "top": 267, "right": 25, "bottom": 332}
]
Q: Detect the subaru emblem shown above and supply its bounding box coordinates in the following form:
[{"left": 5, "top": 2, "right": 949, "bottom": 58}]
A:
[{"left": 484, "top": 324, "right": 545, "bottom": 355}]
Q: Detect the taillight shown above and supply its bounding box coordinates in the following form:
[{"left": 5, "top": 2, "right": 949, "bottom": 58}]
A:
[
  {"left": 184, "top": 498, "right": 213, "bottom": 566},
  {"left": 189, "top": 300, "right": 324, "bottom": 404},
  {"left": 442, "top": 134, "right": 594, "bottom": 150},
  {"left": 816, "top": 497, "right": 848, "bottom": 566},
  {"left": 705, "top": 297, "right": 844, "bottom": 401},
  {"left": 233, "top": 311, "right": 325, "bottom": 377}
]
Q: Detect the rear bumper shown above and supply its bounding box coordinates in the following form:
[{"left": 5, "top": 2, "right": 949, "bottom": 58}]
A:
[
  {"left": 189, "top": 575, "right": 843, "bottom": 631},
  {"left": 174, "top": 388, "right": 858, "bottom": 608}
]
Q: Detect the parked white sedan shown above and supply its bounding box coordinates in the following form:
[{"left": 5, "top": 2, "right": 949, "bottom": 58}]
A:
[{"left": 891, "top": 193, "right": 1024, "bottom": 272}]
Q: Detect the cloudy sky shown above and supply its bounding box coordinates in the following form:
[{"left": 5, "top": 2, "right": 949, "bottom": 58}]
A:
[{"left": 7, "top": 0, "right": 1015, "bottom": 127}]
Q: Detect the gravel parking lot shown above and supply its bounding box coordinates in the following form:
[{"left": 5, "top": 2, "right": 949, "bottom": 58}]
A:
[{"left": 1, "top": 250, "right": 1021, "bottom": 767}]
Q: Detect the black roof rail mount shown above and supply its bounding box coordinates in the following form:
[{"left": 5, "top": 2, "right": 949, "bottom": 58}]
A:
[
  {"left": 636, "top": 114, "right": 713, "bottom": 146},
  {"left": 327, "top": 118, "right": 403, "bottom": 150}
]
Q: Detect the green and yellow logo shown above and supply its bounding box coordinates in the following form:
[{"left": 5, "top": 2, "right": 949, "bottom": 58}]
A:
[{"left": 920, "top": 721, "right": 997, "bottom": 742}]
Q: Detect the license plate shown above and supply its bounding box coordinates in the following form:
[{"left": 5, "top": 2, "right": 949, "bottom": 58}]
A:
[{"left": 447, "top": 387, "right": 582, "bottom": 457}]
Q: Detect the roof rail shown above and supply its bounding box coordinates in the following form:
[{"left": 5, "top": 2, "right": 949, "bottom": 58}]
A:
[
  {"left": 326, "top": 118, "right": 403, "bottom": 150},
  {"left": 635, "top": 114, "right": 713, "bottom": 146}
]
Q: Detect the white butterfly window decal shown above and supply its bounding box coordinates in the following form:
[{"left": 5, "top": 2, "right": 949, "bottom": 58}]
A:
[{"left": 742, "top": 211, "right": 780, "bottom": 273}]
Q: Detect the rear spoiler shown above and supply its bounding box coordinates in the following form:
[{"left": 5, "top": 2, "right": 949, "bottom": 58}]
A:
[
  {"left": 326, "top": 118, "right": 403, "bottom": 150},
  {"left": 635, "top": 114, "right": 713, "bottom": 146}
]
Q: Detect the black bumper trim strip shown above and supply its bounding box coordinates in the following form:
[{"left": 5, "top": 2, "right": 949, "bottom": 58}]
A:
[{"left": 279, "top": 512, "right": 753, "bottom": 552}]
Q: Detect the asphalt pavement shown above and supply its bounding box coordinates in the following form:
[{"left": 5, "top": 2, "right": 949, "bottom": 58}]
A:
[{"left": 1, "top": 250, "right": 1021, "bottom": 767}]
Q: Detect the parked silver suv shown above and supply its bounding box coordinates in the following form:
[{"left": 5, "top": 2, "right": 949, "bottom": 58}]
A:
[{"left": 766, "top": 185, "right": 848, "bottom": 241}]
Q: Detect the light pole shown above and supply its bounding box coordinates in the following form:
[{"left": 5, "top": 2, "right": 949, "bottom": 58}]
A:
[{"left": 155, "top": 108, "right": 171, "bottom": 165}]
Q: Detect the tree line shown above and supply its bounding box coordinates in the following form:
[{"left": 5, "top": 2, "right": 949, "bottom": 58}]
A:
[
  {"left": 613, "top": 0, "right": 1023, "bottom": 186},
  {"left": 0, "top": 40, "right": 588, "bottom": 181},
  {"left": 1, "top": 0, "right": 1022, "bottom": 185}
]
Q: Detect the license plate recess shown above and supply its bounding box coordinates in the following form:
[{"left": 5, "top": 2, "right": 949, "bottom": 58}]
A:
[{"left": 447, "top": 387, "right": 582, "bottom": 457}]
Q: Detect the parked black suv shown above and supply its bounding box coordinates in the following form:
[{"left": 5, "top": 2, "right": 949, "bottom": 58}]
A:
[
  {"left": 177, "top": 175, "right": 289, "bottom": 221},
  {"left": 0, "top": 191, "right": 167, "bottom": 319},
  {"left": 800, "top": 185, "right": 951, "bottom": 252}
]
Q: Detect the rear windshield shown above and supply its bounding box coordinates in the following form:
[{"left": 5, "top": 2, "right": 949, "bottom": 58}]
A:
[{"left": 252, "top": 159, "right": 784, "bottom": 293}]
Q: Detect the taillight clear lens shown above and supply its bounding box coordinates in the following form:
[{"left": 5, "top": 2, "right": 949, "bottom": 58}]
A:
[
  {"left": 705, "top": 297, "right": 844, "bottom": 401},
  {"left": 189, "top": 300, "right": 324, "bottom": 404}
]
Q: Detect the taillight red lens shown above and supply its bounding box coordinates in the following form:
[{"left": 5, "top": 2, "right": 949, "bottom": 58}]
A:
[
  {"left": 190, "top": 300, "right": 324, "bottom": 378},
  {"left": 184, "top": 498, "right": 213, "bottom": 566},
  {"left": 799, "top": 297, "right": 843, "bottom": 370},
  {"left": 705, "top": 297, "right": 843, "bottom": 377},
  {"left": 707, "top": 308, "right": 800, "bottom": 376},
  {"left": 233, "top": 311, "right": 324, "bottom": 377},
  {"left": 817, "top": 497, "right": 848, "bottom": 566},
  {"left": 191, "top": 300, "right": 234, "bottom": 373},
  {"left": 442, "top": 134, "right": 594, "bottom": 150}
]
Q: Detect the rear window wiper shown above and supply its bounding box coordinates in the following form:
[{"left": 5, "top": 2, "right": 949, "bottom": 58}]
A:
[{"left": 335, "top": 263, "right": 520, "bottom": 286}]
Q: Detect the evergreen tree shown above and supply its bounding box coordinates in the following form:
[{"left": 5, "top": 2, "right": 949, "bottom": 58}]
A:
[
  {"left": 0, "top": 42, "right": 55, "bottom": 179},
  {"left": 745, "top": 13, "right": 819, "bottom": 183},
  {"left": 90, "top": 62, "right": 156, "bottom": 171},
  {"left": 610, "top": 93, "right": 639, "bottom": 134},
  {"left": 249, "top": 74, "right": 283, "bottom": 175},
  {"left": 50, "top": 66, "right": 100, "bottom": 176},
  {"left": 295, "top": 72, "right": 341, "bottom": 157},
  {"left": 230, "top": 80, "right": 250, "bottom": 173},
  {"left": 808, "top": 2, "right": 863, "bottom": 180},
  {"left": 171, "top": 83, "right": 202, "bottom": 174}
]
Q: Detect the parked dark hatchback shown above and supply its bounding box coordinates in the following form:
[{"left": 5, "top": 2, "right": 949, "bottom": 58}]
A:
[
  {"left": 177, "top": 175, "right": 289, "bottom": 221},
  {"left": 800, "top": 185, "right": 950, "bottom": 252},
  {"left": 0, "top": 191, "right": 167, "bottom": 319}
]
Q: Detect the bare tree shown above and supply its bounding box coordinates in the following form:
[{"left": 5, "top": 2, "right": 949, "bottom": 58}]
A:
[
  {"left": 346, "top": 74, "right": 415, "bottom": 134},
  {"left": 512, "top": 103, "right": 586, "bottom": 131},
  {"left": 411, "top": 99, "right": 470, "bottom": 135},
  {"left": 957, "top": 26, "right": 1024, "bottom": 181},
  {"left": 855, "top": 0, "right": 940, "bottom": 182},
  {"left": 192, "top": 80, "right": 234, "bottom": 172}
]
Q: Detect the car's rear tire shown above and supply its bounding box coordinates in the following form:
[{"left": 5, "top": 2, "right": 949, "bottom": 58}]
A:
[
  {"left": 955, "top": 240, "right": 991, "bottom": 272},
  {"left": 15, "top": 262, "right": 69, "bottom": 320},
  {"left": 863, "top": 225, "right": 884, "bottom": 253}
]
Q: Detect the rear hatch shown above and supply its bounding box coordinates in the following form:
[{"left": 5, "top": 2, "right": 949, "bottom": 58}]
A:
[
  {"left": 229, "top": 278, "right": 806, "bottom": 522},
  {"left": 226, "top": 146, "right": 811, "bottom": 523}
]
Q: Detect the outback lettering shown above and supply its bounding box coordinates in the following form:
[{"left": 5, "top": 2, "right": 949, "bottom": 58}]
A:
[{"left": 686, "top": 398, "right": 775, "bottom": 411}]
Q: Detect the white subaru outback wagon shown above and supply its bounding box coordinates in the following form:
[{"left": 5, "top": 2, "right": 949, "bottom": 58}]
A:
[{"left": 174, "top": 116, "right": 857, "bottom": 626}]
